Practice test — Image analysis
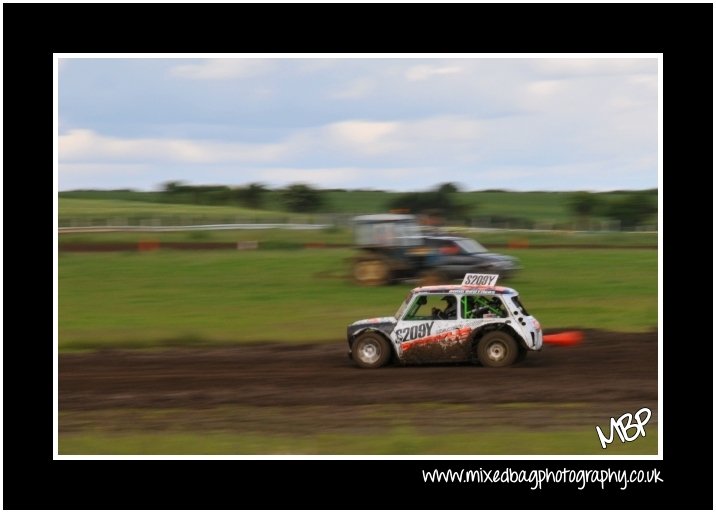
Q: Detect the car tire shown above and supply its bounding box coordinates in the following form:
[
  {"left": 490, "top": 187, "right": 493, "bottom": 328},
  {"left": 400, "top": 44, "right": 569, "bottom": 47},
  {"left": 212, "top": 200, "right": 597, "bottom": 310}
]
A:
[
  {"left": 476, "top": 331, "right": 518, "bottom": 367},
  {"left": 515, "top": 346, "right": 527, "bottom": 363},
  {"left": 352, "top": 333, "right": 391, "bottom": 369}
]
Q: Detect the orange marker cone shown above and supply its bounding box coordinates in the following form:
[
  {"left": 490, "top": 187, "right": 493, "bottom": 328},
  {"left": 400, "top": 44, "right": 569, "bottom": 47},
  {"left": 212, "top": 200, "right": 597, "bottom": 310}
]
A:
[{"left": 543, "top": 331, "right": 584, "bottom": 346}]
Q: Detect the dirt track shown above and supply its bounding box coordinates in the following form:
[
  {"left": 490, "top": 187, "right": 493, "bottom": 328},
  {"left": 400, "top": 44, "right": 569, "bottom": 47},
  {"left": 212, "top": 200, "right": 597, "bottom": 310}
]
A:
[{"left": 60, "top": 330, "right": 657, "bottom": 431}]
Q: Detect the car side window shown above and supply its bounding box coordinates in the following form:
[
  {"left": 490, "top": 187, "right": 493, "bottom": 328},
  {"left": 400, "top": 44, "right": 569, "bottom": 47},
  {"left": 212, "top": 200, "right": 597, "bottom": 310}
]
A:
[
  {"left": 462, "top": 295, "right": 507, "bottom": 318},
  {"left": 403, "top": 295, "right": 450, "bottom": 320}
]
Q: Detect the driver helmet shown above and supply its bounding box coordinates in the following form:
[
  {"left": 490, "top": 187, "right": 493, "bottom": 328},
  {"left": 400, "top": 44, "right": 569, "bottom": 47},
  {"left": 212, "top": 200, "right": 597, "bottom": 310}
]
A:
[{"left": 441, "top": 295, "right": 456, "bottom": 312}]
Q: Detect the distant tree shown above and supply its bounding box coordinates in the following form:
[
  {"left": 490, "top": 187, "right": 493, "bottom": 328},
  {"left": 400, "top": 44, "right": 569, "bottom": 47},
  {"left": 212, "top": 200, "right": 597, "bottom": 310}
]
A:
[
  {"left": 437, "top": 182, "right": 460, "bottom": 195},
  {"left": 162, "top": 181, "right": 186, "bottom": 194},
  {"left": 161, "top": 180, "right": 194, "bottom": 204},
  {"left": 604, "top": 192, "right": 657, "bottom": 230},
  {"left": 281, "top": 183, "right": 325, "bottom": 213},
  {"left": 185, "top": 185, "right": 230, "bottom": 205},
  {"left": 161, "top": 182, "right": 235, "bottom": 205},
  {"left": 568, "top": 192, "right": 601, "bottom": 229},
  {"left": 237, "top": 183, "right": 268, "bottom": 209},
  {"left": 388, "top": 184, "right": 470, "bottom": 221}
]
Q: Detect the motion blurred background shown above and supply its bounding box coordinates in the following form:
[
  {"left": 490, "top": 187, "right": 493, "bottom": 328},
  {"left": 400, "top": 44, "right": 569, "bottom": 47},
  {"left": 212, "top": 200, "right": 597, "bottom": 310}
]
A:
[{"left": 57, "top": 56, "right": 658, "bottom": 455}]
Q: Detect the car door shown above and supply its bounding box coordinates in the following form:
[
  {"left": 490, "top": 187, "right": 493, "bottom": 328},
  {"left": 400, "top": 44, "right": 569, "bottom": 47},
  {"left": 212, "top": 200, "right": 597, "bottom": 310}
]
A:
[{"left": 392, "top": 293, "right": 472, "bottom": 363}]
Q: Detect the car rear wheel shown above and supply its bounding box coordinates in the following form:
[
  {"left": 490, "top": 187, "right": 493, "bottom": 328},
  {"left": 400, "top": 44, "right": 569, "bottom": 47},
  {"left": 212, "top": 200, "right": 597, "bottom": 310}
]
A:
[
  {"left": 476, "top": 331, "right": 518, "bottom": 367},
  {"left": 352, "top": 333, "right": 391, "bottom": 368}
]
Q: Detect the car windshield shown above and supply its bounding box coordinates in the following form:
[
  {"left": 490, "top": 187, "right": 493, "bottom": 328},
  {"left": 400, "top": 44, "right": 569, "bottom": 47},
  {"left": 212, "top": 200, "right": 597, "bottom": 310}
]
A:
[
  {"left": 456, "top": 239, "right": 488, "bottom": 254},
  {"left": 394, "top": 293, "right": 413, "bottom": 319}
]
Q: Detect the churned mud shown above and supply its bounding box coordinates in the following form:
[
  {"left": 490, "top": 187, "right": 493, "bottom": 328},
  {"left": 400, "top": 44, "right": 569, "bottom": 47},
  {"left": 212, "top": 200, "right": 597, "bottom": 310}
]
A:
[{"left": 59, "top": 330, "right": 657, "bottom": 435}]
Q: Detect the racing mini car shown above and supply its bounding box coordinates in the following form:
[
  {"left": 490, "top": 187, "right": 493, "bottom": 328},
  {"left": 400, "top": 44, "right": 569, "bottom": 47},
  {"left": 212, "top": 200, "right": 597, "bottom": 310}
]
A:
[{"left": 347, "top": 274, "right": 542, "bottom": 368}]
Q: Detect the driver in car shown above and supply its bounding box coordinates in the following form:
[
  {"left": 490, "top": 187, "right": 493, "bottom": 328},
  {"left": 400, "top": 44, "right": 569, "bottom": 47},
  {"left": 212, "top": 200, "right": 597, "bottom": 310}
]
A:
[{"left": 432, "top": 295, "right": 457, "bottom": 320}]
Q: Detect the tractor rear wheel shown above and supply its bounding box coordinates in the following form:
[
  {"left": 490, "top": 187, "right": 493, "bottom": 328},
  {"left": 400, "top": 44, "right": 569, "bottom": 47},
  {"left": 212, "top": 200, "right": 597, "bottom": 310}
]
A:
[{"left": 353, "top": 259, "right": 391, "bottom": 286}]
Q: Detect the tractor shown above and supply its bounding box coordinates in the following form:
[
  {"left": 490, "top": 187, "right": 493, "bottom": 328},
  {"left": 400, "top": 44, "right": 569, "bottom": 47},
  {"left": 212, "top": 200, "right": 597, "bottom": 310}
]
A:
[{"left": 351, "top": 214, "right": 521, "bottom": 286}]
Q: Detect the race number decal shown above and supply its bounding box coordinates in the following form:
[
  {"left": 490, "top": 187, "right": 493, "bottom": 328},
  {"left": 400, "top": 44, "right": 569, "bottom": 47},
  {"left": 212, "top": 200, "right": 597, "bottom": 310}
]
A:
[
  {"left": 462, "top": 273, "right": 498, "bottom": 286},
  {"left": 394, "top": 321, "right": 434, "bottom": 342}
]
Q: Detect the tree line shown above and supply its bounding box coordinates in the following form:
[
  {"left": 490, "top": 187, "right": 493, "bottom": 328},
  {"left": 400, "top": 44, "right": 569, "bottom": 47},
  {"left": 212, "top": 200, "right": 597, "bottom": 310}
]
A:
[
  {"left": 162, "top": 181, "right": 325, "bottom": 213},
  {"left": 156, "top": 181, "right": 656, "bottom": 230},
  {"left": 568, "top": 190, "right": 657, "bottom": 230}
]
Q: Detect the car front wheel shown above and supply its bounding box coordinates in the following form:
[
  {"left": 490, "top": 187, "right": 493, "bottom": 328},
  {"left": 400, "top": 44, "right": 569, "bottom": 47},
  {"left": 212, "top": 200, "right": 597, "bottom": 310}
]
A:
[
  {"left": 352, "top": 333, "right": 391, "bottom": 369},
  {"left": 476, "top": 331, "right": 518, "bottom": 367}
]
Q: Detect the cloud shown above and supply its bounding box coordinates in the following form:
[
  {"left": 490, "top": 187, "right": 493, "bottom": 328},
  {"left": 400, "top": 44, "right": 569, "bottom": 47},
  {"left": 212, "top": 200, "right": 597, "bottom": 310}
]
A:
[
  {"left": 170, "top": 58, "right": 273, "bottom": 80},
  {"left": 532, "top": 58, "right": 656, "bottom": 77},
  {"left": 59, "top": 162, "right": 150, "bottom": 176},
  {"left": 59, "top": 129, "right": 289, "bottom": 163},
  {"left": 331, "top": 78, "right": 377, "bottom": 99},
  {"left": 325, "top": 120, "right": 399, "bottom": 146},
  {"left": 257, "top": 166, "right": 418, "bottom": 189},
  {"left": 476, "top": 160, "right": 654, "bottom": 191},
  {"left": 58, "top": 58, "right": 658, "bottom": 191},
  {"left": 526, "top": 79, "right": 565, "bottom": 97},
  {"left": 405, "top": 65, "right": 462, "bottom": 81},
  {"left": 58, "top": 163, "right": 151, "bottom": 190},
  {"left": 401, "top": 116, "right": 483, "bottom": 141},
  {"left": 608, "top": 95, "right": 642, "bottom": 110},
  {"left": 627, "top": 73, "right": 657, "bottom": 86},
  {"left": 320, "top": 116, "right": 483, "bottom": 158},
  {"left": 58, "top": 114, "right": 490, "bottom": 190},
  {"left": 59, "top": 114, "right": 489, "bottom": 172},
  {"left": 258, "top": 167, "right": 361, "bottom": 187}
]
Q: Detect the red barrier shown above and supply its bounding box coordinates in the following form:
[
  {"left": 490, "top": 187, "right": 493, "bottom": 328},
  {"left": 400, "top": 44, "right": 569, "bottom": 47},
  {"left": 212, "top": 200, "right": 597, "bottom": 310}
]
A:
[{"left": 137, "top": 240, "right": 160, "bottom": 251}]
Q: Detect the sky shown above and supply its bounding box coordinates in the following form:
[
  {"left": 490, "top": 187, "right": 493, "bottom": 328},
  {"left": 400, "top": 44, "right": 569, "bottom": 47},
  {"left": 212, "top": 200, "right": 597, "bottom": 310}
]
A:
[{"left": 57, "top": 55, "right": 659, "bottom": 192}]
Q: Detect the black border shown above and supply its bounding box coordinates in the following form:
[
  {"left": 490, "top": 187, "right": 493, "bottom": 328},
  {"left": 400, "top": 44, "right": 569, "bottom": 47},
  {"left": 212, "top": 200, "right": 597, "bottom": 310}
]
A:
[{"left": 4, "top": 2, "right": 712, "bottom": 510}]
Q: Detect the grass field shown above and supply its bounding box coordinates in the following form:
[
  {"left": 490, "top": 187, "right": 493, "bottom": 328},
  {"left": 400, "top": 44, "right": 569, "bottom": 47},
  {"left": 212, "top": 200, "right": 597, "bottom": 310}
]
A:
[
  {"left": 60, "top": 428, "right": 656, "bottom": 455},
  {"left": 58, "top": 403, "right": 657, "bottom": 455},
  {"left": 58, "top": 248, "right": 657, "bottom": 351},
  {"left": 59, "top": 197, "right": 309, "bottom": 222}
]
